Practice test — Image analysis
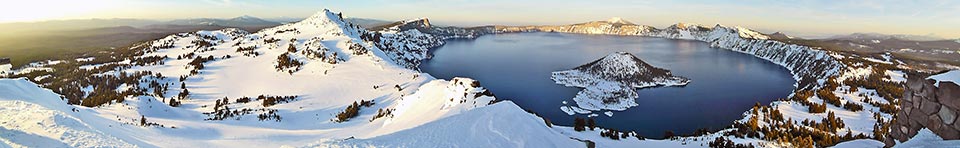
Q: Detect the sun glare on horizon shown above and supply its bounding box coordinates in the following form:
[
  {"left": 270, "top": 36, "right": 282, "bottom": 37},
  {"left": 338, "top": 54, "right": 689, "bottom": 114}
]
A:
[{"left": 0, "top": 0, "right": 119, "bottom": 23}]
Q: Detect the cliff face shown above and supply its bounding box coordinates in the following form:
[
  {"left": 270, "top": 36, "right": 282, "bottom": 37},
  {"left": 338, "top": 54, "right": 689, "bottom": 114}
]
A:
[{"left": 889, "top": 72, "right": 960, "bottom": 146}]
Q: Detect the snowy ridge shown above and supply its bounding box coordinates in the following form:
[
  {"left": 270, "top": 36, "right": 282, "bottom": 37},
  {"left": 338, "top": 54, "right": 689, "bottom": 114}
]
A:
[
  {"left": 375, "top": 77, "right": 496, "bottom": 135},
  {"left": 309, "top": 102, "right": 582, "bottom": 148},
  {"left": 552, "top": 52, "right": 690, "bottom": 111}
]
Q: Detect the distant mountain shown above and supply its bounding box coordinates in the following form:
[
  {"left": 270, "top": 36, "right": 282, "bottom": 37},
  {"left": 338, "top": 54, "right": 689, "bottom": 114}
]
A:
[
  {"left": 344, "top": 18, "right": 393, "bottom": 28},
  {"left": 0, "top": 16, "right": 280, "bottom": 67},
  {"left": 766, "top": 32, "right": 795, "bottom": 40},
  {"left": 165, "top": 15, "right": 280, "bottom": 27},
  {"left": 829, "top": 32, "right": 945, "bottom": 42},
  {"left": 0, "top": 19, "right": 158, "bottom": 35},
  {"left": 763, "top": 31, "right": 960, "bottom": 69},
  {"left": 264, "top": 17, "right": 306, "bottom": 23},
  {"left": 603, "top": 17, "right": 634, "bottom": 25}
]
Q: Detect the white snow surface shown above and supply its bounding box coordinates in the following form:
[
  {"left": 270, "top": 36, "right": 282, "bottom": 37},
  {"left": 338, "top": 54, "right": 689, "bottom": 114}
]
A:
[
  {"left": 306, "top": 102, "right": 584, "bottom": 148},
  {"left": 895, "top": 128, "right": 960, "bottom": 148},
  {"left": 929, "top": 70, "right": 960, "bottom": 86},
  {"left": 0, "top": 78, "right": 139, "bottom": 148}
]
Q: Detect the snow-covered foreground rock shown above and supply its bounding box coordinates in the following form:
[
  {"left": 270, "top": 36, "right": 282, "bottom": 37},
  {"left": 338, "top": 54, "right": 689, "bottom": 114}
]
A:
[
  {"left": 929, "top": 70, "right": 959, "bottom": 86},
  {"left": 552, "top": 52, "right": 689, "bottom": 112},
  {"left": 894, "top": 128, "right": 960, "bottom": 147}
]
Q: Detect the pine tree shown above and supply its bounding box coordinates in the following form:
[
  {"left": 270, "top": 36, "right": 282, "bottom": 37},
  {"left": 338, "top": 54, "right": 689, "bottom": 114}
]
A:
[
  {"left": 574, "top": 117, "right": 586, "bottom": 131},
  {"left": 287, "top": 44, "right": 297, "bottom": 52},
  {"left": 140, "top": 115, "right": 147, "bottom": 126},
  {"left": 587, "top": 118, "right": 596, "bottom": 130},
  {"left": 748, "top": 116, "right": 759, "bottom": 131},
  {"left": 663, "top": 130, "right": 675, "bottom": 139}
]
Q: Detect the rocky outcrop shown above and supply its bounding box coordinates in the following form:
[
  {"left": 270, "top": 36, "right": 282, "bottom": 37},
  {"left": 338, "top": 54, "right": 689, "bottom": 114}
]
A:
[{"left": 889, "top": 72, "right": 960, "bottom": 146}]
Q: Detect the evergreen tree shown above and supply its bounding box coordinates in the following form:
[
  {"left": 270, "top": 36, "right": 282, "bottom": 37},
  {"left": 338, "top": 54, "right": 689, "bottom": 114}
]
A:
[
  {"left": 574, "top": 117, "right": 586, "bottom": 131},
  {"left": 140, "top": 115, "right": 147, "bottom": 126},
  {"left": 587, "top": 118, "right": 596, "bottom": 130}
]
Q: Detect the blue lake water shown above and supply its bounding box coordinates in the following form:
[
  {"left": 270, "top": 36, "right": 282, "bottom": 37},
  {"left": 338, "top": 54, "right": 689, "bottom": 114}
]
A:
[{"left": 420, "top": 32, "right": 796, "bottom": 138}]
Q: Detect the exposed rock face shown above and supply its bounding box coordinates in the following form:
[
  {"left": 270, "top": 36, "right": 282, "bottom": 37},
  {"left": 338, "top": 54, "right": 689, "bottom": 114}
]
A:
[
  {"left": 552, "top": 52, "right": 690, "bottom": 111},
  {"left": 889, "top": 72, "right": 960, "bottom": 146}
]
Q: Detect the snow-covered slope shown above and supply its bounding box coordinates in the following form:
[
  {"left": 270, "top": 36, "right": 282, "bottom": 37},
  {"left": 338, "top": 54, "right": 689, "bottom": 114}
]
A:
[
  {"left": 552, "top": 52, "right": 689, "bottom": 111},
  {"left": 0, "top": 78, "right": 139, "bottom": 147},
  {"left": 370, "top": 77, "right": 496, "bottom": 135},
  {"left": 307, "top": 102, "right": 584, "bottom": 148},
  {"left": 894, "top": 128, "right": 960, "bottom": 147}
]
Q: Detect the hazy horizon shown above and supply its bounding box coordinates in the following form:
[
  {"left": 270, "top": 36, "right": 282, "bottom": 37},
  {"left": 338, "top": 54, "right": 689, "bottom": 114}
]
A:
[{"left": 2, "top": 0, "right": 959, "bottom": 39}]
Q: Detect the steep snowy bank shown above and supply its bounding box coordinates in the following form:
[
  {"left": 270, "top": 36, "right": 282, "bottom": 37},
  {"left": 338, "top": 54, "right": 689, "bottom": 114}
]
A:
[
  {"left": 552, "top": 52, "right": 689, "bottom": 111},
  {"left": 0, "top": 78, "right": 139, "bottom": 147},
  {"left": 307, "top": 102, "right": 583, "bottom": 148}
]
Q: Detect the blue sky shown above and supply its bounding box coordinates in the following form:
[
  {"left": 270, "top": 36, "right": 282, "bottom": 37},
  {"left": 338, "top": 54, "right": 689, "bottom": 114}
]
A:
[{"left": 2, "top": 0, "right": 958, "bottom": 38}]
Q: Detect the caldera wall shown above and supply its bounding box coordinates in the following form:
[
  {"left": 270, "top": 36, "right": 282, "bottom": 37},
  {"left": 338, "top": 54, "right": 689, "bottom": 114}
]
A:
[{"left": 889, "top": 73, "right": 960, "bottom": 145}]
